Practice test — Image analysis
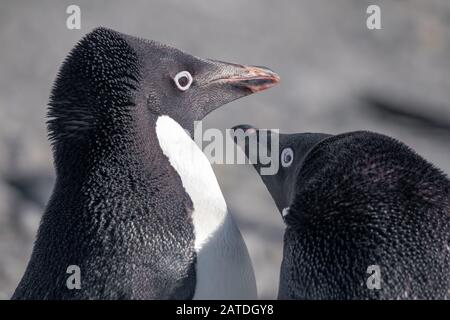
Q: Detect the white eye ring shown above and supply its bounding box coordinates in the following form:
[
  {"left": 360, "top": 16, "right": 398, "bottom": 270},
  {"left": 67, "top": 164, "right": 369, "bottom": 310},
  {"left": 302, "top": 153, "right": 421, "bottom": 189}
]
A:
[
  {"left": 174, "top": 71, "right": 193, "bottom": 91},
  {"left": 281, "top": 147, "right": 294, "bottom": 168}
]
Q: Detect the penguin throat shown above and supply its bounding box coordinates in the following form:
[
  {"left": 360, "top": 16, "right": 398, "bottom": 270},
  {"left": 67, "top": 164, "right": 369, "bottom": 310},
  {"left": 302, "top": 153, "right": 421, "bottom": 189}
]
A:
[{"left": 155, "top": 115, "right": 228, "bottom": 251}]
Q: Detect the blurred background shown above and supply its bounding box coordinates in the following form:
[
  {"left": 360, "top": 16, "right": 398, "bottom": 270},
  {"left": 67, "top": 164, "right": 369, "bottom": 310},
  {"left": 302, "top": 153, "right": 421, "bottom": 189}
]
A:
[{"left": 1, "top": 0, "right": 449, "bottom": 299}]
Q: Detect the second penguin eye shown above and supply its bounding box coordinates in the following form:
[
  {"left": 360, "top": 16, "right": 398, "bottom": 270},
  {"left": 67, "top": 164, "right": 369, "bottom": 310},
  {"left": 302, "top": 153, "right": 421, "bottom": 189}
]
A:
[
  {"left": 174, "top": 71, "right": 193, "bottom": 91},
  {"left": 281, "top": 148, "right": 294, "bottom": 167}
]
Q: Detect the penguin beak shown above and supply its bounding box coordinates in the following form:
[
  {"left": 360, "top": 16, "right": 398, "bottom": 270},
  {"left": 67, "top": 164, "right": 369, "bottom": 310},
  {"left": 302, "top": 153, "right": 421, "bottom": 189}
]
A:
[
  {"left": 232, "top": 124, "right": 258, "bottom": 135},
  {"left": 223, "top": 65, "right": 280, "bottom": 93},
  {"left": 210, "top": 62, "right": 280, "bottom": 93},
  {"left": 231, "top": 124, "right": 267, "bottom": 171}
]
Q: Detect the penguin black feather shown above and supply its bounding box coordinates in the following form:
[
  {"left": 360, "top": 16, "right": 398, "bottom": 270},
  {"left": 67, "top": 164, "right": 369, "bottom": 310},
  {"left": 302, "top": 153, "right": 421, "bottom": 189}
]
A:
[{"left": 48, "top": 27, "right": 140, "bottom": 146}]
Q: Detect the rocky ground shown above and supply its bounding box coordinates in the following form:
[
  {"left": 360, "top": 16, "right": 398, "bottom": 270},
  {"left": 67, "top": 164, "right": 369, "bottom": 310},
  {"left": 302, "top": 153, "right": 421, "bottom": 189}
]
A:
[{"left": 0, "top": 0, "right": 449, "bottom": 299}]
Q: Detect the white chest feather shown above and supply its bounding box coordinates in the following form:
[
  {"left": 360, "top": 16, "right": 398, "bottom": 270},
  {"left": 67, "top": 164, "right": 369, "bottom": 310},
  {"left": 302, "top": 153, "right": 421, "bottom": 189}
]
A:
[{"left": 155, "top": 116, "right": 257, "bottom": 299}]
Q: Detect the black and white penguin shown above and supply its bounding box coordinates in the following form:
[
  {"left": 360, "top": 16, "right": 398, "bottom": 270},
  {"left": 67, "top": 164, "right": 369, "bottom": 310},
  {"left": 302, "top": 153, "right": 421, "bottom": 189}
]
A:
[
  {"left": 233, "top": 126, "right": 450, "bottom": 299},
  {"left": 12, "top": 27, "right": 280, "bottom": 300}
]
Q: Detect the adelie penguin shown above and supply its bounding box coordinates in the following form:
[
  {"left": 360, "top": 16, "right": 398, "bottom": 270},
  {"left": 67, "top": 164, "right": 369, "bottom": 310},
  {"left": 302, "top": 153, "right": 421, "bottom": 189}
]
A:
[
  {"left": 233, "top": 126, "right": 450, "bottom": 299},
  {"left": 12, "top": 27, "right": 280, "bottom": 300}
]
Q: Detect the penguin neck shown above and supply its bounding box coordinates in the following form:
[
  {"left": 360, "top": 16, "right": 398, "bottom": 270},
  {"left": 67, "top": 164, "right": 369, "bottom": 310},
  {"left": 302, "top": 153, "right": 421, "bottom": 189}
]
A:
[
  {"left": 155, "top": 115, "right": 258, "bottom": 299},
  {"left": 155, "top": 115, "right": 228, "bottom": 251},
  {"left": 53, "top": 113, "right": 229, "bottom": 232}
]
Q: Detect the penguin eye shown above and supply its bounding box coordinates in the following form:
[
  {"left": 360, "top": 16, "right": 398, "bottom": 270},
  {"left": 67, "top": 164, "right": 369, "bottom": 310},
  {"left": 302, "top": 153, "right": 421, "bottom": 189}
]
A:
[
  {"left": 281, "top": 147, "right": 294, "bottom": 168},
  {"left": 174, "top": 71, "right": 193, "bottom": 91}
]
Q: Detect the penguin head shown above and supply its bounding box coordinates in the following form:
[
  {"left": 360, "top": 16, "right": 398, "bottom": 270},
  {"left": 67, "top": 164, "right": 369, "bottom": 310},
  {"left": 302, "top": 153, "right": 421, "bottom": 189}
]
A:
[
  {"left": 48, "top": 27, "right": 279, "bottom": 162},
  {"left": 232, "top": 126, "right": 449, "bottom": 222},
  {"left": 122, "top": 30, "right": 280, "bottom": 133},
  {"left": 232, "top": 124, "right": 331, "bottom": 213}
]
